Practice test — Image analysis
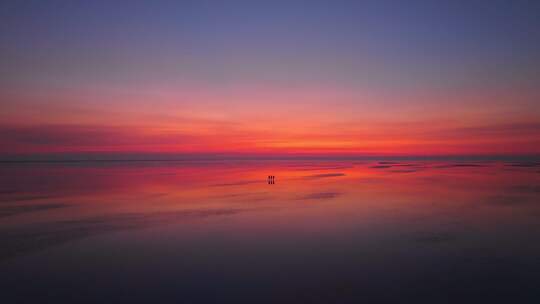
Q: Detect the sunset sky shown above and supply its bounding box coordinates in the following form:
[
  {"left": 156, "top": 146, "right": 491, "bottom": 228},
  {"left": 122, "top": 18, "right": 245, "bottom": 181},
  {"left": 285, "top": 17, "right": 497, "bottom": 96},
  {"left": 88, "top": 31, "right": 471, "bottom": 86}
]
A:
[{"left": 1, "top": 0, "right": 539, "bottom": 158}]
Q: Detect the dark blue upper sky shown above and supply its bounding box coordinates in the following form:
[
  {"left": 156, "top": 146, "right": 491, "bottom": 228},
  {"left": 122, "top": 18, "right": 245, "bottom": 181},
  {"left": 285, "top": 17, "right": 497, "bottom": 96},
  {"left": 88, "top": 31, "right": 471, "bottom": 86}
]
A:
[{"left": 2, "top": 0, "right": 539, "bottom": 92}]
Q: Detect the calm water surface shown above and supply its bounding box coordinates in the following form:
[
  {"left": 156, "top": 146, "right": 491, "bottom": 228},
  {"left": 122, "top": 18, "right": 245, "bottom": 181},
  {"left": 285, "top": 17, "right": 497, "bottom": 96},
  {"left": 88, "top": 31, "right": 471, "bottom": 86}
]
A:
[{"left": 1, "top": 160, "right": 540, "bottom": 303}]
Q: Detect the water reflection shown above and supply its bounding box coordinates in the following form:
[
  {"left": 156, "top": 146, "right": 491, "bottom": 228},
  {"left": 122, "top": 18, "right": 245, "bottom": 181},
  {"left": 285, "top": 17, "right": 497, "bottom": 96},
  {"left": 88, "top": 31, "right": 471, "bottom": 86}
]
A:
[
  {"left": 1, "top": 207, "right": 251, "bottom": 261},
  {"left": 1, "top": 160, "right": 539, "bottom": 303}
]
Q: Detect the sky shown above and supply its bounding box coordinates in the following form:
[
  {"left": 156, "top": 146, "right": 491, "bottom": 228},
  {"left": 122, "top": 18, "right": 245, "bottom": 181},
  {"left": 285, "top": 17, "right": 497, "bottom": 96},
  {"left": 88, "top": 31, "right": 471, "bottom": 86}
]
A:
[{"left": 1, "top": 0, "right": 539, "bottom": 159}]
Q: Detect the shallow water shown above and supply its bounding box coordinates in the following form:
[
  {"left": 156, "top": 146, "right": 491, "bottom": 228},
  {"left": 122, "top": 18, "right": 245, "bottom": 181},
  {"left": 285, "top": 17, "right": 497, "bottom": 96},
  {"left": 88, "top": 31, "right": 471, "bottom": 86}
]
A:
[{"left": 1, "top": 160, "right": 540, "bottom": 303}]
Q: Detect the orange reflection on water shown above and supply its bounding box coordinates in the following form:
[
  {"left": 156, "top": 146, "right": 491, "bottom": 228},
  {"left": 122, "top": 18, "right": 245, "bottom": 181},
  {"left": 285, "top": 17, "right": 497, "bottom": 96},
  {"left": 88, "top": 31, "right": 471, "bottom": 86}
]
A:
[{"left": 1, "top": 160, "right": 539, "bottom": 233}]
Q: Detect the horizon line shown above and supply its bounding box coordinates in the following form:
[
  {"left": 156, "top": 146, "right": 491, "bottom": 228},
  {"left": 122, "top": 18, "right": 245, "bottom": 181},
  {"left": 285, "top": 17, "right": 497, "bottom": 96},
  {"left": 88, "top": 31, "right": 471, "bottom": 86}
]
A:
[{"left": 1, "top": 153, "right": 539, "bottom": 163}]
